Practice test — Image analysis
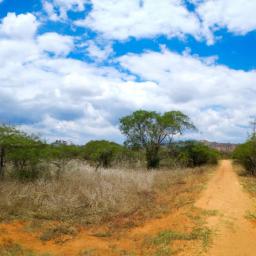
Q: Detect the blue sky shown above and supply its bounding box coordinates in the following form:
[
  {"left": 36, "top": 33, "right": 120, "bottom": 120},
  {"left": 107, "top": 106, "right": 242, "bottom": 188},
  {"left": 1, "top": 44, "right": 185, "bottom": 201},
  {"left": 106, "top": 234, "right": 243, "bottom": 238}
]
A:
[{"left": 0, "top": 0, "right": 256, "bottom": 143}]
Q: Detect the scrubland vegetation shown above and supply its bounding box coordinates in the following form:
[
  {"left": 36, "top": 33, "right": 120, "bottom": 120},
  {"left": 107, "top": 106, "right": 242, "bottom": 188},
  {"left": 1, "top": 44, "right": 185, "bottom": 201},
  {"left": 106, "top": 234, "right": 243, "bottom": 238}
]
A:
[
  {"left": 0, "top": 110, "right": 221, "bottom": 255},
  {"left": 233, "top": 135, "right": 256, "bottom": 176},
  {"left": 233, "top": 134, "right": 256, "bottom": 222},
  {"left": 0, "top": 110, "right": 220, "bottom": 224},
  {"left": 0, "top": 119, "right": 219, "bottom": 224}
]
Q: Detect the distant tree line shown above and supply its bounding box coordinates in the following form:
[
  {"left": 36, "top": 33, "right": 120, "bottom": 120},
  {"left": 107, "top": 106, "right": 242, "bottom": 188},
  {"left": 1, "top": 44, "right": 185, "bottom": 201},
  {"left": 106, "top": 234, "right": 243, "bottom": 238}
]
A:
[{"left": 0, "top": 110, "right": 220, "bottom": 181}]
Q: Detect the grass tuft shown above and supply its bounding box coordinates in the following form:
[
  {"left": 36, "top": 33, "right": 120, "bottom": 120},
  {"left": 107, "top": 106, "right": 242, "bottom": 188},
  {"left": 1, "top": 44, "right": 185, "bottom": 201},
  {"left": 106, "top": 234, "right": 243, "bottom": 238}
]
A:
[
  {"left": 40, "top": 224, "right": 78, "bottom": 242},
  {"left": 146, "top": 226, "right": 212, "bottom": 255}
]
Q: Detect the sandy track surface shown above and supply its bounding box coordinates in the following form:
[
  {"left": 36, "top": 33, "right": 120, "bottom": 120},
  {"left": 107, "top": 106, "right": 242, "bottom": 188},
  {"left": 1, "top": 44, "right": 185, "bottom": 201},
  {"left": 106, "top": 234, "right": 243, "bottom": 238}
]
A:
[{"left": 196, "top": 160, "right": 256, "bottom": 256}]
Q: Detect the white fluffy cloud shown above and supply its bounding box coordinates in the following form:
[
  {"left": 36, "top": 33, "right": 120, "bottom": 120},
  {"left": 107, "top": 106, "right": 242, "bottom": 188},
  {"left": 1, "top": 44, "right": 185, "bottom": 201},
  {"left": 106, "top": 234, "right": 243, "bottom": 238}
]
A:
[
  {"left": 118, "top": 48, "right": 256, "bottom": 142},
  {"left": 42, "top": 0, "right": 88, "bottom": 20},
  {"left": 0, "top": 13, "right": 160, "bottom": 142},
  {"left": 37, "top": 32, "right": 74, "bottom": 56},
  {"left": 85, "top": 40, "right": 113, "bottom": 62},
  {"left": 196, "top": 0, "right": 256, "bottom": 35},
  {"left": 75, "top": 0, "right": 203, "bottom": 40},
  {"left": 42, "top": 0, "right": 256, "bottom": 43},
  {"left": 1, "top": 11, "right": 256, "bottom": 143},
  {"left": 0, "top": 13, "right": 38, "bottom": 40}
]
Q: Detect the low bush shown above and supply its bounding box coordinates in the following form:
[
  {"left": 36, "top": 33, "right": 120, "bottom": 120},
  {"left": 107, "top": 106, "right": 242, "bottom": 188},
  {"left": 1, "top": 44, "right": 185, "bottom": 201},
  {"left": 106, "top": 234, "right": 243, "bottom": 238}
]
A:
[
  {"left": 233, "top": 138, "right": 256, "bottom": 175},
  {"left": 82, "top": 140, "right": 134, "bottom": 169},
  {"left": 173, "top": 141, "right": 220, "bottom": 167}
]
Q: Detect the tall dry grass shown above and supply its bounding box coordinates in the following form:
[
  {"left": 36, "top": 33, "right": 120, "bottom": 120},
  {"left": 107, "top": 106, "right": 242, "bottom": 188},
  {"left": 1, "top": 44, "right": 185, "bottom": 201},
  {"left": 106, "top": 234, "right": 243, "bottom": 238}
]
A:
[{"left": 0, "top": 161, "right": 208, "bottom": 224}]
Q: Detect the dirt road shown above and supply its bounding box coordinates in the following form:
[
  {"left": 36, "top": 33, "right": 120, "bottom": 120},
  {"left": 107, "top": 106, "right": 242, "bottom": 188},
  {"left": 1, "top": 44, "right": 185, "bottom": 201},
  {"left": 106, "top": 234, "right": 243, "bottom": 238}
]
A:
[{"left": 196, "top": 160, "right": 256, "bottom": 256}]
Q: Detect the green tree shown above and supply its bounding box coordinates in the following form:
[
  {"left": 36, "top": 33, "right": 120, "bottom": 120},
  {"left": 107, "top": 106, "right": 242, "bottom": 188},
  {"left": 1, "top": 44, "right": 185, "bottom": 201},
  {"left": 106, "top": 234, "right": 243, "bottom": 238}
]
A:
[
  {"left": 0, "top": 125, "right": 43, "bottom": 179},
  {"left": 83, "top": 140, "right": 124, "bottom": 170},
  {"left": 47, "top": 142, "right": 82, "bottom": 179},
  {"left": 233, "top": 138, "right": 256, "bottom": 175},
  {"left": 119, "top": 110, "right": 195, "bottom": 169},
  {"left": 178, "top": 141, "right": 219, "bottom": 167}
]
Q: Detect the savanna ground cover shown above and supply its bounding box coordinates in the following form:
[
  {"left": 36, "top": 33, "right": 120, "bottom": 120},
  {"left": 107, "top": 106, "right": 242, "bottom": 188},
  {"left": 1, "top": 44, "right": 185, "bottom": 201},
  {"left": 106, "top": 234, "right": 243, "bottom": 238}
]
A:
[{"left": 0, "top": 162, "right": 215, "bottom": 256}]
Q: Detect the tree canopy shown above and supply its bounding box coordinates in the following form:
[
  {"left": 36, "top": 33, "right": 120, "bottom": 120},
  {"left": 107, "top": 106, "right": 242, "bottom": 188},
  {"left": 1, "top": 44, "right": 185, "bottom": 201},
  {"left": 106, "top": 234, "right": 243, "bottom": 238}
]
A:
[
  {"left": 233, "top": 138, "right": 256, "bottom": 176},
  {"left": 83, "top": 140, "right": 124, "bottom": 169},
  {"left": 120, "top": 110, "right": 195, "bottom": 168},
  {"left": 0, "top": 125, "right": 43, "bottom": 179},
  {"left": 0, "top": 125, "right": 41, "bottom": 147}
]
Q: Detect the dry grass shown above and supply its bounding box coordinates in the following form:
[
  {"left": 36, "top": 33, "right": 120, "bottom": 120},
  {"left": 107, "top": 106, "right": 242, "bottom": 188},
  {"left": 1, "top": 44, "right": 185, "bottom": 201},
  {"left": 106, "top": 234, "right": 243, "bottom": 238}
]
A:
[
  {"left": 0, "top": 161, "right": 210, "bottom": 225},
  {"left": 144, "top": 226, "right": 212, "bottom": 255},
  {"left": 0, "top": 240, "right": 52, "bottom": 256},
  {"left": 235, "top": 163, "right": 256, "bottom": 221},
  {"left": 235, "top": 163, "right": 256, "bottom": 196}
]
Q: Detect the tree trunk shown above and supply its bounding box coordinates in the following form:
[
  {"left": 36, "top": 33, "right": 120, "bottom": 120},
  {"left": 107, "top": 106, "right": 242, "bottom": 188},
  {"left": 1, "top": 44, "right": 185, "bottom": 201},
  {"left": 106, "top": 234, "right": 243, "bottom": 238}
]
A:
[
  {"left": 146, "top": 146, "right": 160, "bottom": 169},
  {"left": 0, "top": 147, "right": 5, "bottom": 178}
]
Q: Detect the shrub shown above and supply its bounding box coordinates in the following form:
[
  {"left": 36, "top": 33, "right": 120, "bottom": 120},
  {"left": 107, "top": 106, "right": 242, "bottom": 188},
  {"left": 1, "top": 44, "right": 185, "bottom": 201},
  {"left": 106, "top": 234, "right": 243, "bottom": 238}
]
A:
[
  {"left": 0, "top": 125, "right": 47, "bottom": 181},
  {"left": 233, "top": 138, "right": 256, "bottom": 175},
  {"left": 83, "top": 140, "right": 124, "bottom": 169},
  {"left": 7, "top": 145, "right": 48, "bottom": 181},
  {"left": 44, "top": 143, "right": 83, "bottom": 179},
  {"left": 175, "top": 141, "right": 219, "bottom": 167}
]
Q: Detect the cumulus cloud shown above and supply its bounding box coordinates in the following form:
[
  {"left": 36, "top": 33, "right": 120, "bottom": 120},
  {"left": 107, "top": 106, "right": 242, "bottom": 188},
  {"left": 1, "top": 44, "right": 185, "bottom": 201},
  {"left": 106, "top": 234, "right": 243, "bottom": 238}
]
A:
[
  {"left": 75, "top": 0, "right": 203, "bottom": 41},
  {"left": 0, "top": 13, "right": 160, "bottom": 142},
  {"left": 43, "top": 0, "right": 256, "bottom": 44},
  {"left": 85, "top": 40, "right": 113, "bottom": 62},
  {"left": 0, "top": 13, "right": 39, "bottom": 40},
  {"left": 1, "top": 10, "right": 255, "bottom": 143},
  {"left": 42, "top": 0, "right": 88, "bottom": 20},
  {"left": 1, "top": 29, "right": 255, "bottom": 143},
  {"left": 118, "top": 48, "right": 256, "bottom": 142},
  {"left": 42, "top": 1, "right": 59, "bottom": 21},
  {"left": 37, "top": 32, "right": 74, "bottom": 56},
  {"left": 196, "top": 0, "right": 256, "bottom": 35}
]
